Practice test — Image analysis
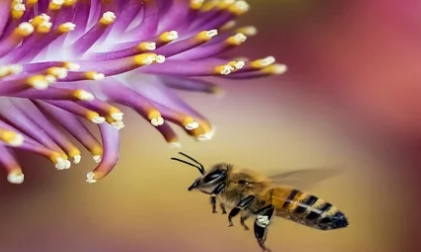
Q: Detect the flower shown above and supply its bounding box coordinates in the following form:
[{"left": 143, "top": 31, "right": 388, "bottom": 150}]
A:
[{"left": 0, "top": 0, "right": 286, "bottom": 184}]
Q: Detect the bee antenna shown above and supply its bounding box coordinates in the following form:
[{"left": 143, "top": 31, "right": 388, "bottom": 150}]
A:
[
  {"left": 170, "top": 157, "right": 205, "bottom": 175},
  {"left": 177, "top": 152, "right": 205, "bottom": 172}
]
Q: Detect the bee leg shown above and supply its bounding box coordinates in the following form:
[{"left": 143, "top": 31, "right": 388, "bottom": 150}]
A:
[
  {"left": 210, "top": 196, "right": 218, "bottom": 213},
  {"left": 228, "top": 195, "right": 256, "bottom": 227},
  {"left": 254, "top": 204, "right": 275, "bottom": 252},
  {"left": 210, "top": 183, "right": 226, "bottom": 214},
  {"left": 220, "top": 203, "right": 227, "bottom": 214},
  {"left": 240, "top": 212, "right": 251, "bottom": 231}
]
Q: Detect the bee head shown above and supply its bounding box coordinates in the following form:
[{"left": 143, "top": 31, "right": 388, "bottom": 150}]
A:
[
  {"left": 188, "top": 163, "right": 231, "bottom": 193},
  {"left": 170, "top": 152, "right": 230, "bottom": 194}
]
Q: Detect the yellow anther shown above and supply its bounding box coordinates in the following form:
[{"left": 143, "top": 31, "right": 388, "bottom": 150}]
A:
[
  {"left": 0, "top": 129, "right": 24, "bottom": 146},
  {"left": 138, "top": 42, "right": 156, "bottom": 51},
  {"left": 147, "top": 109, "right": 162, "bottom": 121},
  {"left": 85, "top": 71, "right": 105, "bottom": 80},
  {"left": 159, "top": 31, "right": 179, "bottom": 43},
  {"left": 64, "top": 0, "right": 77, "bottom": 6},
  {"left": 261, "top": 64, "right": 288, "bottom": 75},
  {"left": 27, "top": 75, "right": 50, "bottom": 89},
  {"left": 235, "top": 26, "right": 257, "bottom": 36},
  {"left": 220, "top": 20, "right": 236, "bottom": 31},
  {"left": 15, "top": 22, "right": 34, "bottom": 36},
  {"left": 86, "top": 111, "right": 104, "bottom": 124},
  {"left": 74, "top": 89, "right": 95, "bottom": 101},
  {"left": 195, "top": 30, "right": 218, "bottom": 42},
  {"left": 36, "top": 21, "right": 52, "bottom": 33},
  {"left": 58, "top": 22, "right": 76, "bottom": 33},
  {"left": 48, "top": 0, "right": 64, "bottom": 11},
  {"left": 250, "top": 56, "right": 276, "bottom": 69},
  {"left": 63, "top": 62, "right": 80, "bottom": 71},
  {"left": 228, "top": 0, "right": 250, "bottom": 15},
  {"left": 217, "top": 0, "right": 235, "bottom": 9},
  {"left": 226, "top": 33, "right": 247, "bottom": 45},
  {"left": 215, "top": 64, "right": 234, "bottom": 75},
  {"left": 11, "top": 2, "right": 25, "bottom": 19},
  {"left": 30, "top": 14, "right": 50, "bottom": 28},
  {"left": 99, "top": 11, "right": 116, "bottom": 25},
  {"left": 133, "top": 53, "right": 158, "bottom": 66},
  {"left": 46, "top": 67, "right": 68, "bottom": 79},
  {"left": 190, "top": 0, "right": 204, "bottom": 9},
  {"left": 227, "top": 61, "right": 244, "bottom": 71},
  {"left": 0, "top": 65, "right": 22, "bottom": 78},
  {"left": 201, "top": 0, "right": 218, "bottom": 12},
  {"left": 91, "top": 145, "right": 104, "bottom": 157},
  {"left": 68, "top": 148, "right": 81, "bottom": 158}
]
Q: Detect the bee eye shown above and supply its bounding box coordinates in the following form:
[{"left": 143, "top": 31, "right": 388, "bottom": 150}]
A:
[{"left": 203, "top": 171, "right": 225, "bottom": 182}]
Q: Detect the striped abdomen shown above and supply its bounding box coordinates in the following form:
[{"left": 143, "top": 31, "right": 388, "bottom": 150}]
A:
[{"left": 268, "top": 187, "right": 349, "bottom": 230}]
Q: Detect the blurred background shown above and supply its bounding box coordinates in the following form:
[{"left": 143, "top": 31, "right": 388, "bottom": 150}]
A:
[{"left": 0, "top": 0, "right": 419, "bottom": 251}]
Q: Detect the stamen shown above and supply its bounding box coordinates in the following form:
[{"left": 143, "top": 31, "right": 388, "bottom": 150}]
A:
[
  {"left": 0, "top": 144, "right": 24, "bottom": 184},
  {"left": 63, "top": 0, "right": 77, "bottom": 7},
  {"left": 236, "top": 26, "right": 257, "bottom": 36},
  {"left": 0, "top": 128, "right": 24, "bottom": 147},
  {"left": 86, "top": 124, "right": 119, "bottom": 183},
  {"left": 155, "top": 30, "right": 217, "bottom": 58},
  {"left": 159, "top": 30, "right": 179, "bottom": 44},
  {"left": 88, "top": 41, "right": 157, "bottom": 61},
  {"left": 34, "top": 101, "right": 105, "bottom": 158},
  {"left": 71, "top": 53, "right": 161, "bottom": 77},
  {"left": 61, "top": 71, "right": 105, "bottom": 81},
  {"left": 226, "top": 32, "right": 247, "bottom": 45},
  {"left": 0, "top": 22, "right": 34, "bottom": 57},
  {"left": 229, "top": 0, "right": 250, "bottom": 16},
  {"left": 10, "top": 99, "right": 82, "bottom": 166},
  {"left": 7, "top": 170, "right": 24, "bottom": 184},
  {"left": 155, "top": 103, "right": 200, "bottom": 131},
  {"left": 10, "top": 87, "right": 95, "bottom": 101},
  {"left": 48, "top": 0, "right": 65, "bottom": 11},
  {"left": 78, "top": 99, "right": 124, "bottom": 125},
  {"left": 217, "top": 0, "right": 236, "bottom": 9},
  {"left": 250, "top": 56, "right": 276, "bottom": 68},
  {"left": 225, "top": 63, "right": 288, "bottom": 79},
  {"left": 46, "top": 67, "right": 68, "bottom": 79},
  {"left": 159, "top": 75, "right": 221, "bottom": 94},
  {"left": 175, "top": 33, "right": 247, "bottom": 60},
  {"left": 11, "top": 1, "right": 26, "bottom": 19},
  {"left": 57, "top": 22, "right": 76, "bottom": 33},
  {"left": 46, "top": 100, "right": 106, "bottom": 124},
  {"left": 2, "top": 128, "right": 70, "bottom": 169},
  {"left": 186, "top": 121, "right": 215, "bottom": 141},
  {"left": 29, "top": 14, "right": 51, "bottom": 28},
  {"left": 0, "top": 64, "right": 23, "bottom": 78},
  {"left": 139, "top": 59, "right": 237, "bottom": 76},
  {"left": 220, "top": 20, "right": 236, "bottom": 31},
  {"left": 0, "top": 101, "right": 67, "bottom": 158},
  {"left": 231, "top": 56, "right": 277, "bottom": 73},
  {"left": 72, "top": 11, "right": 117, "bottom": 55},
  {"left": 190, "top": 0, "right": 205, "bottom": 10},
  {"left": 0, "top": 74, "right": 51, "bottom": 95},
  {"left": 99, "top": 81, "right": 164, "bottom": 127},
  {"left": 156, "top": 123, "right": 180, "bottom": 146}
]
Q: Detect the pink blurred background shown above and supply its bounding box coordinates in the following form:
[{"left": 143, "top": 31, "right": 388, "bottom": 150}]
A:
[{"left": 0, "top": 0, "right": 420, "bottom": 252}]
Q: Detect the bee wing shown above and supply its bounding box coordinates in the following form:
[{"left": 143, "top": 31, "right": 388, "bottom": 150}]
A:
[{"left": 268, "top": 168, "right": 343, "bottom": 190}]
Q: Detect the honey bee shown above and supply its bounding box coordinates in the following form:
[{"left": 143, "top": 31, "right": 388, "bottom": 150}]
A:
[{"left": 171, "top": 152, "right": 349, "bottom": 252}]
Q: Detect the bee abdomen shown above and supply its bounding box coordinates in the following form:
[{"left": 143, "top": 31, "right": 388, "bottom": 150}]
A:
[{"left": 285, "top": 192, "right": 349, "bottom": 230}]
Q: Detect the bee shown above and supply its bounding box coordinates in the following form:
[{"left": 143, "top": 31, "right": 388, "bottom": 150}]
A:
[{"left": 171, "top": 152, "right": 349, "bottom": 252}]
